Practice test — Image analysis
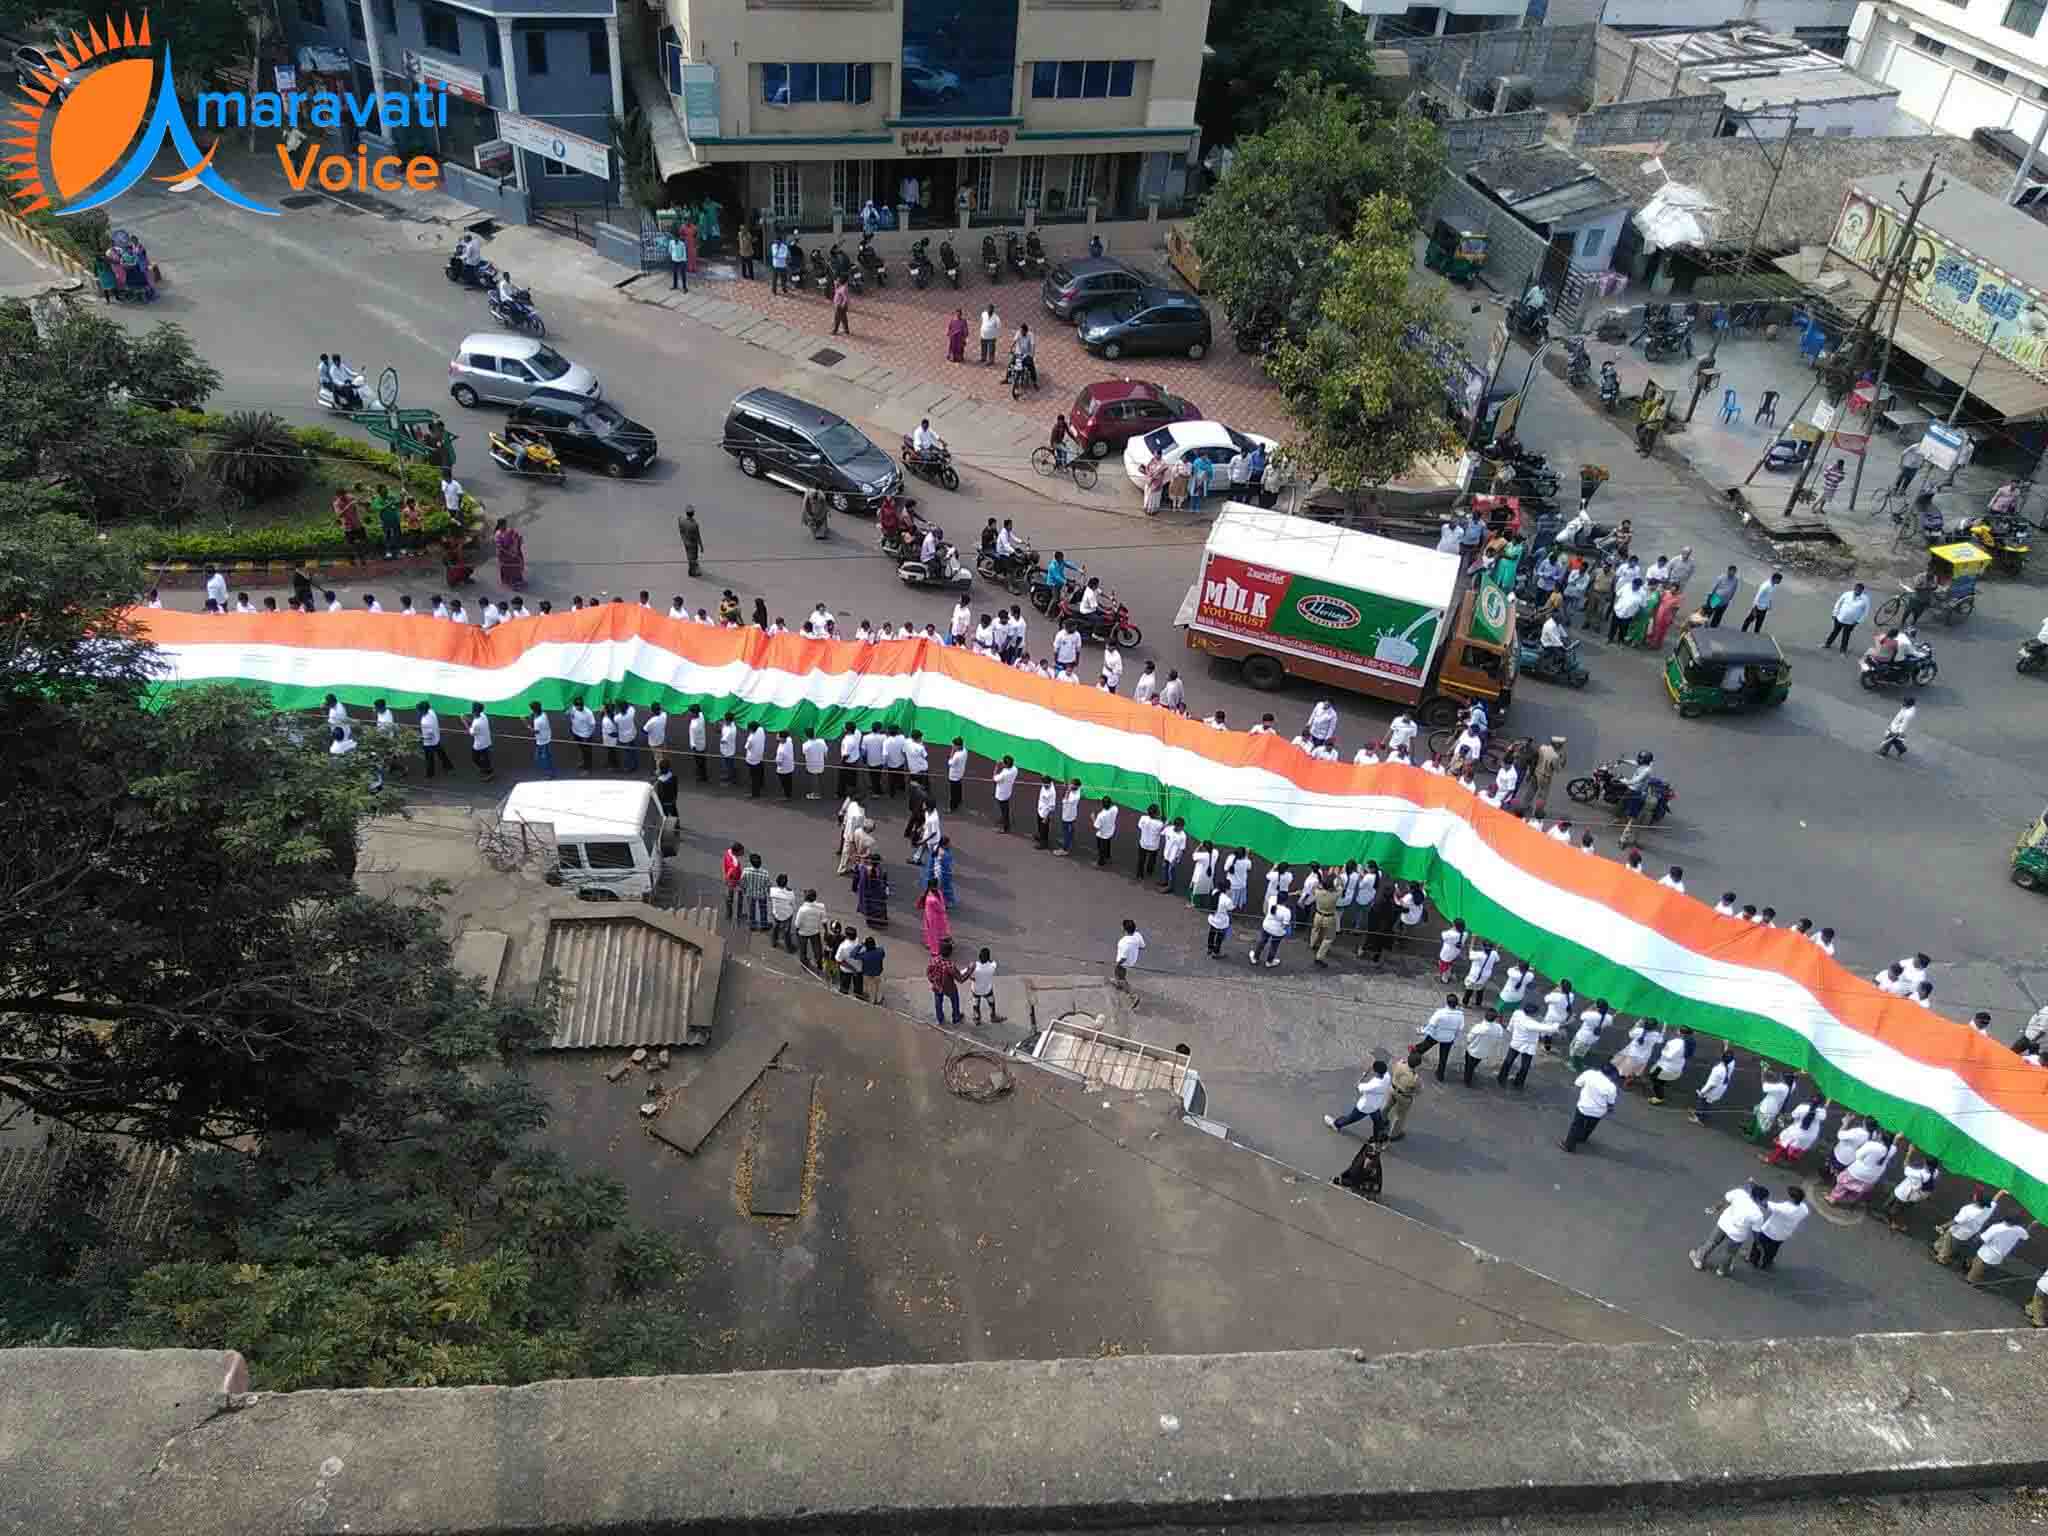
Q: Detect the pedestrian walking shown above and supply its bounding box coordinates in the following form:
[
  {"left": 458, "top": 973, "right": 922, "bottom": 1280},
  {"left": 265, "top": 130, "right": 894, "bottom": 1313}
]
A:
[
  {"left": 1740, "top": 571, "right": 1782, "bottom": 633},
  {"left": 737, "top": 222, "right": 755, "bottom": 280},
  {"left": 1690, "top": 1048, "right": 1736, "bottom": 1124},
  {"left": 1878, "top": 696, "right": 1916, "bottom": 758},
  {"left": 1744, "top": 1066, "right": 1793, "bottom": 1141},
  {"left": 794, "top": 889, "right": 827, "bottom": 971},
  {"left": 1815, "top": 456, "right": 1846, "bottom": 511},
  {"left": 1033, "top": 778, "right": 1057, "bottom": 849},
  {"left": 675, "top": 506, "right": 707, "bottom": 579},
  {"left": 740, "top": 853, "right": 772, "bottom": 931},
  {"left": 966, "top": 945, "right": 1003, "bottom": 1025},
  {"left": 1461, "top": 940, "right": 1500, "bottom": 1006},
  {"left": 1497, "top": 1006, "right": 1554, "bottom": 1089},
  {"left": 946, "top": 307, "right": 968, "bottom": 364},
  {"left": 1823, "top": 582, "right": 1869, "bottom": 652},
  {"left": 564, "top": 696, "right": 596, "bottom": 774},
  {"left": 932, "top": 837, "right": 956, "bottom": 907},
  {"left": 831, "top": 275, "right": 851, "bottom": 336},
  {"left": 416, "top": 701, "right": 455, "bottom": 778},
  {"left": 1613, "top": 1017, "right": 1661, "bottom": 1090},
  {"left": 1566, "top": 1000, "right": 1612, "bottom": 1071},
  {"left": 644, "top": 703, "right": 669, "bottom": 769},
  {"left": 721, "top": 842, "right": 746, "bottom": 922},
  {"left": 852, "top": 849, "right": 891, "bottom": 927},
  {"left": 1691, "top": 1183, "right": 1770, "bottom": 1276},
  {"left": 947, "top": 738, "right": 968, "bottom": 812},
  {"left": 770, "top": 232, "right": 791, "bottom": 294},
  {"left": 927, "top": 938, "right": 963, "bottom": 1024},
  {"left": 919, "top": 879, "right": 950, "bottom": 956},
  {"left": 858, "top": 934, "right": 885, "bottom": 1003},
  {"left": 1746, "top": 1185, "right": 1809, "bottom": 1271},
  {"left": 1112, "top": 918, "right": 1146, "bottom": 1003},
  {"left": 1092, "top": 799, "right": 1119, "bottom": 868},
  {"left": 1933, "top": 1188, "right": 2003, "bottom": 1266},
  {"left": 1417, "top": 995, "right": 1463, "bottom": 1080},
  {"left": 992, "top": 756, "right": 1018, "bottom": 832},
  {"left": 1325, "top": 1061, "right": 1392, "bottom": 1143},
  {"left": 465, "top": 703, "right": 495, "bottom": 780},
  {"left": 1158, "top": 817, "right": 1189, "bottom": 894},
  {"left": 1880, "top": 1147, "right": 1939, "bottom": 1232},
  {"left": 1560, "top": 1062, "right": 1619, "bottom": 1152},
  {"left": 527, "top": 701, "right": 556, "bottom": 778},
  {"left": 1205, "top": 889, "right": 1236, "bottom": 958},
  {"left": 1251, "top": 899, "right": 1291, "bottom": 967},
  {"left": 1527, "top": 736, "right": 1565, "bottom": 816},
  {"left": 1462, "top": 1008, "right": 1506, "bottom": 1086},
  {"left": 1646, "top": 1025, "right": 1693, "bottom": 1105},
  {"left": 1307, "top": 872, "right": 1341, "bottom": 967},
  {"left": 1385, "top": 1049, "right": 1424, "bottom": 1141},
  {"left": 1704, "top": 565, "right": 1738, "bottom": 628},
  {"left": 1134, "top": 805, "right": 1165, "bottom": 880},
  {"left": 1059, "top": 780, "right": 1082, "bottom": 856},
  {"left": 1967, "top": 1215, "right": 2034, "bottom": 1285},
  {"left": 1435, "top": 918, "right": 1467, "bottom": 982}
]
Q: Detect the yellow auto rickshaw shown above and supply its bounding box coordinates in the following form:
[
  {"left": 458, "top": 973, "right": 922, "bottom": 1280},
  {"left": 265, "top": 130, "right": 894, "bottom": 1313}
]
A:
[{"left": 1424, "top": 220, "right": 1489, "bottom": 285}]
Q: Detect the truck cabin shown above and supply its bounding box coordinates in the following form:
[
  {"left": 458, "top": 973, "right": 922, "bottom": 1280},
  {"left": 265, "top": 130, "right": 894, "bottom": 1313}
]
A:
[{"left": 1435, "top": 585, "right": 1516, "bottom": 712}]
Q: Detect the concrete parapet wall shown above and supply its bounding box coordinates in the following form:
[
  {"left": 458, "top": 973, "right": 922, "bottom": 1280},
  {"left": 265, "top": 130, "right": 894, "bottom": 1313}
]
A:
[
  {"left": 1573, "top": 93, "right": 1727, "bottom": 148},
  {"left": 8, "top": 1331, "right": 2048, "bottom": 1535}
]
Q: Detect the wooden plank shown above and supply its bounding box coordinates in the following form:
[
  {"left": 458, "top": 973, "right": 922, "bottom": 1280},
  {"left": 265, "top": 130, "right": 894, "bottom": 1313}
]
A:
[
  {"left": 748, "top": 1070, "right": 816, "bottom": 1217},
  {"left": 660, "top": 1035, "right": 787, "bottom": 1155}
]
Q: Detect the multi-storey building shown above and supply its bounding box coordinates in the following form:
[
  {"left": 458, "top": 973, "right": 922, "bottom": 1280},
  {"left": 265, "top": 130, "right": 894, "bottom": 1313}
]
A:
[
  {"left": 1846, "top": 0, "right": 2048, "bottom": 141},
  {"left": 645, "top": 0, "right": 1207, "bottom": 232}
]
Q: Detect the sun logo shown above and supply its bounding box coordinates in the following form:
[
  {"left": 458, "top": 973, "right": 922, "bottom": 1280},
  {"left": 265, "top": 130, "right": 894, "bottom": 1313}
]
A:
[{"left": 4, "top": 13, "right": 275, "bottom": 217}]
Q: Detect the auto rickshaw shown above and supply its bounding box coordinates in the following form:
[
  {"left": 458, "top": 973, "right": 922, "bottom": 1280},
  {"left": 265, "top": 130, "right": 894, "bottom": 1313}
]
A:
[
  {"left": 1663, "top": 630, "right": 1790, "bottom": 718},
  {"left": 1964, "top": 511, "right": 2030, "bottom": 575},
  {"left": 1876, "top": 543, "right": 1983, "bottom": 628},
  {"left": 2014, "top": 807, "right": 2048, "bottom": 891},
  {"left": 1423, "top": 220, "right": 1488, "bottom": 285}
]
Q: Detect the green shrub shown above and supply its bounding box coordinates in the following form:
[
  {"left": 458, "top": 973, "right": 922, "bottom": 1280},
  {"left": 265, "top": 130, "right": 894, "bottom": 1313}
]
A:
[
  {"left": 21, "top": 207, "right": 109, "bottom": 269},
  {"left": 204, "top": 411, "right": 307, "bottom": 500}
]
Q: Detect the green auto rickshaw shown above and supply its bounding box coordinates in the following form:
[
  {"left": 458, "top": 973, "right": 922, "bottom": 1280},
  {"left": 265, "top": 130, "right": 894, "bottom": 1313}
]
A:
[
  {"left": 1424, "top": 220, "right": 1489, "bottom": 285},
  {"left": 2014, "top": 808, "right": 2048, "bottom": 891},
  {"left": 1664, "top": 630, "right": 1790, "bottom": 718}
]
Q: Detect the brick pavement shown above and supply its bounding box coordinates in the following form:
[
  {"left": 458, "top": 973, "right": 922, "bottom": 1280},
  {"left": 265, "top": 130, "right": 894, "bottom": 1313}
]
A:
[{"left": 692, "top": 231, "right": 1293, "bottom": 445}]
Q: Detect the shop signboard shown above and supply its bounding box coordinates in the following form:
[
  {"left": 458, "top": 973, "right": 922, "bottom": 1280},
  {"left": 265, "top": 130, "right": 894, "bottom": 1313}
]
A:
[
  {"left": 404, "top": 50, "right": 487, "bottom": 106},
  {"left": 496, "top": 111, "right": 609, "bottom": 179},
  {"left": 900, "top": 125, "right": 1012, "bottom": 158}
]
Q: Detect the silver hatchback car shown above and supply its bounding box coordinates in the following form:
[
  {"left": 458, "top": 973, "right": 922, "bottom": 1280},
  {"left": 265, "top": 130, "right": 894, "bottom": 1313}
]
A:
[{"left": 447, "top": 332, "right": 601, "bottom": 408}]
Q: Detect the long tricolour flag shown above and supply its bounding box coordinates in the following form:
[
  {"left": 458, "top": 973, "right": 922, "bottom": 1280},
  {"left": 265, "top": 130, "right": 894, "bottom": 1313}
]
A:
[{"left": 139, "top": 608, "right": 2047, "bottom": 1210}]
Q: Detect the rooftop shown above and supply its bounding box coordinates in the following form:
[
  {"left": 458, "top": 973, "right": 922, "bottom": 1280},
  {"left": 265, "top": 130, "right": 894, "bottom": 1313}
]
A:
[
  {"left": 1207, "top": 506, "right": 1462, "bottom": 609},
  {"left": 1850, "top": 173, "right": 2048, "bottom": 288},
  {"left": 1466, "top": 144, "right": 1627, "bottom": 226},
  {"left": 1583, "top": 135, "right": 2018, "bottom": 254},
  {"left": 499, "top": 778, "right": 659, "bottom": 843},
  {"left": 1629, "top": 24, "right": 1896, "bottom": 109}
]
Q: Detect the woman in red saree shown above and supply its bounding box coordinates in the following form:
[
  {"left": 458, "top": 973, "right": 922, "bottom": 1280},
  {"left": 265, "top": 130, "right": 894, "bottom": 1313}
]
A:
[{"left": 494, "top": 517, "right": 527, "bottom": 589}]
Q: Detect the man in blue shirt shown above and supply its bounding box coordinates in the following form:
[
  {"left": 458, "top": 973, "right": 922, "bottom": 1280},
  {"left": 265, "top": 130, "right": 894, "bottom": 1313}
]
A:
[{"left": 667, "top": 227, "right": 688, "bottom": 292}]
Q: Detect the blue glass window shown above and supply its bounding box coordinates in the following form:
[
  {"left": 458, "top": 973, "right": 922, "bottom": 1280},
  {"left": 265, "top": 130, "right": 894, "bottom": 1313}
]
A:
[
  {"left": 790, "top": 63, "right": 817, "bottom": 101},
  {"left": 901, "top": 0, "right": 1019, "bottom": 119},
  {"left": 1033, "top": 59, "right": 1138, "bottom": 100},
  {"left": 1056, "top": 61, "right": 1083, "bottom": 98},
  {"left": 1031, "top": 61, "right": 1058, "bottom": 99},
  {"left": 1108, "top": 60, "right": 1134, "bottom": 97},
  {"left": 762, "top": 63, "right": 789, "bottom": 104},
  {"left": 763, "top": 62, "right": 873, "bottom": 105},
  {"left": 820, "top": 63, "right": 847, "bottom": 102}
]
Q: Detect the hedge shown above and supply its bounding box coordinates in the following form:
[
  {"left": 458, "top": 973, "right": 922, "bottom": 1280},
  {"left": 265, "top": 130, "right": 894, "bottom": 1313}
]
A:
[{"left": 137, "top": 412, "right": 478, "bottom": 563}]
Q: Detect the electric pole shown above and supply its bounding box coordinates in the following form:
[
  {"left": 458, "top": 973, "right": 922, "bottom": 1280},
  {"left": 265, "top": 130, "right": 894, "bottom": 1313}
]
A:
[{"left": 1783, "top": 156, "right": 1945, "bottom": 519}]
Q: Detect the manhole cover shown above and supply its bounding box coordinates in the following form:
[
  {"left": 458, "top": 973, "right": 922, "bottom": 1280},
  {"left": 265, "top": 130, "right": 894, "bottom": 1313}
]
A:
[{"left": 809, "top": 348, "right": 845, "bottom": 367}]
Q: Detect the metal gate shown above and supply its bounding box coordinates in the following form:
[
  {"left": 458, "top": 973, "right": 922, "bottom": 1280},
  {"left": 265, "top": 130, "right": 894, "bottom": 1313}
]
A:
[{"left": 533, "top": 207, "right": 599, "bottom": 246}]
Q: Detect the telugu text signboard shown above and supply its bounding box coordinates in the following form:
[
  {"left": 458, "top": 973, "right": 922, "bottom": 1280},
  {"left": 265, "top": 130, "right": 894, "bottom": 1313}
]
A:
[{"left": 899, "top": 125, "right": 1012, "bottom": 158}]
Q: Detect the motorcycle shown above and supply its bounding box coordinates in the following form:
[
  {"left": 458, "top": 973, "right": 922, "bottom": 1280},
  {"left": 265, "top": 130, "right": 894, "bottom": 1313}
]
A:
[
  {"left": 487, "top": 287, "right": 545, "bottom": 337},
  {"left": 897, "top": 543, "right": 973, "bottom": 593},
  {"left": 1005, "top": 228, "right": 1030, "bottom": 279},
  {"left": 900, "top": 434, "right": 961, "bottom": 492},
  {"left": 1598, "top": 361, "right": 1621, "bottom": 413},
  {"left": 2020, "top": 638, "right": 2048, "bottom": 676},
  {"left": 1859, "top": 646, "right": 1939, "bottom": 690},
  {"left": 1565, "top": 335, "right": 1591, "bottom": 388},
  {"left": 1004, "top": 350, "right": 1039, "bottom": 400},
  {"left": 1060, "top": 599, "right": 1142, "bottom": 649},
  {"left": 908, "top": 237, "right": 933, "bottom": 290},
  {"left": 445, "top": 252, "right": 499, "bottom": 290},
  {"left": 857, "top": 232, "right": 888, "bottom": 287},
  {"left": 829, "top": 242, "right": 862, "bottom": 295},
  {"left": 1029, "top": 562, "right": 1082, "bottom": 614},
  {"left": 982, "top": 233, "right": 1003, "bottom": 282},
  {"left": 1643, "top": 321, "right": 1694, "bottom": 362},
  {"left": 1964, "top": 513, "right": 2030, "bottom": 575},
  {"left": 318, "top": 365, "right": 367, "bottom": 416},
  {"left": 802, "top": 493, "right": 830, "bottom": 540},
  {"left": 938, "top": 238, "right": 961, "bottom": 288},
  {"left": 1023, "top": 228, "right": 1049, "bottom": 276},
  {"left": 1566, "top": 762, "right": 1674, "bottom": 824},
  {"left": 808, "top": 245, "right": 836, "bottom": 294},
  {"left": 1510, "top": 295, "right": 1548, "bottom": 343},
  {"left": 488, "top": 428, "right": 565, "bottom": 484},
  {"left": 975, "top": 543, "right": 1037, "bottom": 596}
]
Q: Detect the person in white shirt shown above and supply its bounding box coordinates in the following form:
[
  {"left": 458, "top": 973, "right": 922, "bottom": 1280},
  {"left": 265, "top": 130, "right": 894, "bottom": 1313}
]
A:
[
  {"left": 1690, "top": 1047, "right": 1736, "bottom": 1125},
  {"left": 1460, "top": 940, "right": 1499, "bottom": 1005},
  {"left": 1156, "top": 817, "right": 1188, "bottom": 893},
  {"left": 616, "top": 703, "right": 640, "bottom": 774},
  {"left": 1090, "top": 800, "right": 1119, "bottom": 868},
  {"left": 1764, "top": 1101, "right": 1826, "bottom": 1167},
  {"left": 203, "top": 566, "right": 228, "bottom": 607},
  {"left": 1934, "top": 1188, "right": 2003, "bottom": 1266},
  {"left": 1032, "top": 778, "right": 1059, "bottom": 850},
  {"left": 1355, "top": 743, "right": 1382, "bottom": 766},
  {"left": 1326, "top": 1060, "right": 1393, "bottom": 1141},
  {"left": 767, "top": 876, "right": 799, "bottom": 952},
  {"left": 1133, "top": 806, "right": 1165, "bottom": 881},
  {"left": 1435, "top": 919, "right": 1467, "bottom": 982},
  {"left": 1969, "top": 1217, "right": 2033, "bottom": 1284},
  {"left": 1877, "top": 1147, "right": 1939, "bottom": 1232},
  {"left": 1203, "top": 885, "right": 1238, "bottom": 957},
  {"left": 1498, "top": 1006, "right": 1555, "bottom": 1089},
  {"left": 1691, "top": 1182, "right": 1770, "bottom": 1275},
  {"left": 1132, "top": 663, "right": 1158, "bottom": 706},
  {"left": 941, "top": 738, "right": 969, "bottom": 812},
  {"left": 1745, "top": 1067, "right": 1792, "bottom": 1143},
  {"left": 1100, "top": 645, "right": 1123, "bottom": 692},
  {"left": 1416, "top": 994, "right": 1464, "bottom": 1080},
  {"left": 1387, "top": 713, "right": 1418, "bottom": 755},
  {"left": 1824, "top": 581, "right": 1870, "bottom": 653},
  {"left": 1561, "top": 1062, "right": 1620, "bottom": 1151},
  {"left": 1658, "top": 866, "right": 1686, "bottom": 893},
  {"left": 465, "top": 704, "right": 494, "bottom": 781},
  {"left": 1566, "top": 1001, "right": 1611, "bottom": 1069},
  {"left": 1057, "top": 780, "right": 1082, "bottom": 856},
  {"left": 1746, "top": 1186, "right": 1809, "bottom": 1271},
  {"left": 1878, "top": 697, "right": 1916, "bottom": 758},
  {"left": 965, "top": 945, "right": 1003, "bottom": 1025},
  {"left": 1646, "top": 1025, "right": 1694, "bottom": 1105},
  {"left": 794, "top": 728, "right": 827, "bottom": 800},
  {"left": 949, "top": 598, "right": 972, "bottom": 643},
  {"left": 1461, "top": 1008, "right": 1506, "bottom": 1086},
  {"left": 770, "top": 731, "right": 796, "bottom": 799},
  {"left": 1306, "top": 699, "right": 1338, "bottom": 745},
  {"left": 741, "top": 721, "right": 767, "bottom": 796},
  {"left": 1112, "top": 919, "right": 1146, "bottom": 998},
  {"left": 447, "top": 599, "right": 468, "bottom": 625},
  {"left": 990, "top": 757, "right": 1019, "bottom": 831},
  {"left": 1158, "top": 671, "right": 1186, "bottom": 713},
  {"left": 328, "top": 725, "right": 357, "bottom": 759},
  {"left": 1251, "top": 899, "right": 1291, "bottom": 967}
]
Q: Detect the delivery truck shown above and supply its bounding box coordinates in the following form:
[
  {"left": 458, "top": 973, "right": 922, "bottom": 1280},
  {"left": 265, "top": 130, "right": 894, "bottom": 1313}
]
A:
[{"left": 1178, "top": 504, "right": 1516, "bottom": 725}]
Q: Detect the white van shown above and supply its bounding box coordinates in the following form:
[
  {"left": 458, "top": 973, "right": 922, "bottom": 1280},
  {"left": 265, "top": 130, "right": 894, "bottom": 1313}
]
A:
[{"left": 497, "top": 780, "right": 667, "bottom": 901}]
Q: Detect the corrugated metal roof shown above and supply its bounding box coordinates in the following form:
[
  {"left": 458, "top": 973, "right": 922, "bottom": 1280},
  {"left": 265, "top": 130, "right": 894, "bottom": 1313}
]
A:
[
  {"left": 0, "top": 1139, "right": 184, "bottom": 1245},
  {"left": 542, "top": 912, "right": 716, "bottom": 1050}
]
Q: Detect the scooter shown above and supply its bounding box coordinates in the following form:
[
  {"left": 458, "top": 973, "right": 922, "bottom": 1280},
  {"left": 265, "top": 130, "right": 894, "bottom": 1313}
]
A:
[
  {"left": 318, "top": 364, "right": 367, "bottom": 416},
  {"left": 829, "top": 242, "right": 862, "bottom": 295},
  {"left": 1024, "top": 228, "right": 1049, "bottom": 276},
  {"left": 900, "top": 434, "right": 961, "bottom": 491},
  {"left": 445, "top": 252, "right": 499, "bottom": 290},
  {"left": 488, "top": 428, "right": 565, "bottom": 484},
  {"left": 1598, "top": 361, "right": 1621, "bottom": 413},
  {"left": 1565, "top": 335, "right": 1591, "bottom": 388},
  {"left": 1510, "top": 294, "right": 1548, "bottom": 343},
  {"left": 1005, "top": 228, "right": 1030, "bottom": 278},
  {"left": 908, "top": 237, "right": 933, "bottom": 290},
  {"left": 1643, "top": 321, "right": 1694, "bottom": 362},
  {"left": 897, "top": 543, "right": 973, "bottom": 593},
  {"left": 939, "top": 238, "right": 961, "bottom": 288},
  {"left": 982, "top": 233, "right": 1003, "bottom": 283},
  {"left": 2017, "top": 637, "right": 2047, "bottom": 676},
  {"left": 857, "top": 232, "right": 889, "bottom": 287},
  {"left": 487, "top": 287, "right": 545, "bottom": 337},
  {"left": 807, "top": 245, "right": 836, "bottom": 294}
]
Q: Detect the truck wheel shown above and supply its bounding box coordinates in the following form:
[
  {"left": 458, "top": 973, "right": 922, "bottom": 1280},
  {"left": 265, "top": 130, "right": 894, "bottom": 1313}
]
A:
[
  {"left": 1420, "top": 698, "right": 1462, "bottom": 728},
  {"left": 1241, "top": 655, "right": 1284, "bottom": 691},
  {"left": 1565, "top": 776, "right": 1598, "bottom": 804}
]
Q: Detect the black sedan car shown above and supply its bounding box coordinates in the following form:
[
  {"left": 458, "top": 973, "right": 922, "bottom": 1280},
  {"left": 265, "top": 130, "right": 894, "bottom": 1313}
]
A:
[
  {"left": 1076, "top": 288, "right": 1213, "bottom": 361},
  {"left": 508, "top": 388, "right": 657, "bottom": 477}
]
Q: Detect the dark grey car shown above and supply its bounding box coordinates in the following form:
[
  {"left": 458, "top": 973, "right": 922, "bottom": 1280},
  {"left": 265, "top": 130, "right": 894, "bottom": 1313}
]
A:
[
  {"left": 1076, "top": 289, "right": 1214, "bottom": 361},
  {"left": 1041, "top": 257, "right": 1146, "bottom": 321}
]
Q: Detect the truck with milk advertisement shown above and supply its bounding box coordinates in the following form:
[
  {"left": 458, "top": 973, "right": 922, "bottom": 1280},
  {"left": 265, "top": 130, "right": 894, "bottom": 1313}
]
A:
[{"left": 1178, "top": 506, "right": 1516, "bottom": 726}]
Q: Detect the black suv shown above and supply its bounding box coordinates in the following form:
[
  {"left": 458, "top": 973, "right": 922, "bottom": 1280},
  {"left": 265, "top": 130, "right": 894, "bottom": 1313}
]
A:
[
  {"left": 721, "top": 387, "right": 900, "bottom": 513},
  {"left": 1076, "top": 288, "right": 1213, "bottom": 361},
  {"left": 508, "top": 389, "right": 657, "bottom": 477},
  {"left": 1041, "top": 256, "right": 1144, "bottom": 321}
]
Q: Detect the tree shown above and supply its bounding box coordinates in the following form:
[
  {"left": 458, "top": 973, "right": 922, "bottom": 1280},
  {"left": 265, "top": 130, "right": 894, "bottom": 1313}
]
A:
[
  {"left": 0, "top": 0, "right": 260, "bottom": 91},
  {"left": 0, "top": 299, "right": 219, "bottom": 524},
  {"left": 1198, "top": 0, "right": 1378, "bottom": 148},
  {"left": 1189, "top": 74, "right": 1442, "bottom": 356},
  {"left": 1264, "top": 195, "right": 1464, "bottom": 497}
]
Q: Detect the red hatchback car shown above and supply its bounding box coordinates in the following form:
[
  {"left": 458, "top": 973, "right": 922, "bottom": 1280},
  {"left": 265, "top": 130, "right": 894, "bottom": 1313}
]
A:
[{"left": 1068, "top": 379, "right": 1202, "bottom": 459}]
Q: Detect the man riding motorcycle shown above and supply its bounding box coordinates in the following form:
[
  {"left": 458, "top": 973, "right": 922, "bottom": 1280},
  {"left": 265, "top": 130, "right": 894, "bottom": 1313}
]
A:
[
  {"left": 494, "top": 269, "right": 531, "bottom": 324},
  {"left": 455, "top": 233, "right": 483, "bottom": 281},
  {"left": 1621, "top": 751, "right": 1656, "bottom": 820},
  {"left": 908, "top": 417, "right": 944, "bottom": 471},
  {"left": 322, "top": 352, "right": 363, "bottom": 410},
  {"left": 1539, "top": 611, "right": 1568, "bottom": 671},
  {"left": 1076, "top": 576, "right": 1103, "bottom": 619}
]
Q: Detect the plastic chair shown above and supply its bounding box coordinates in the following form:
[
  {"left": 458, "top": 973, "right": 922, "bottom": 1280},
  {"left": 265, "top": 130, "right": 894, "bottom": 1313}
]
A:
[
  {"left": 1718, "top": 387, "right": 1741, "bottom": 425},
  {"left": 1755, "top": 389, "right": 1779, "bottom": 427}
]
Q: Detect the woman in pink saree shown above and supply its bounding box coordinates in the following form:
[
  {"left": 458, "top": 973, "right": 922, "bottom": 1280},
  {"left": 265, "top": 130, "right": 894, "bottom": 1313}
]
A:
[
  {"left": 494, "top": 518, "right": 527, "bottom": 589},
  {"left": 920, "top": 880, "right": 951, "bottom": 956}
]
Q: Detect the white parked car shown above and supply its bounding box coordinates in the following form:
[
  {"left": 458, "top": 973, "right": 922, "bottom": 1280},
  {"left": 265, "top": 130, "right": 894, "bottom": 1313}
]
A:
[{"left": 1122, "top": 420, "right": 1278, "bottom": 493}]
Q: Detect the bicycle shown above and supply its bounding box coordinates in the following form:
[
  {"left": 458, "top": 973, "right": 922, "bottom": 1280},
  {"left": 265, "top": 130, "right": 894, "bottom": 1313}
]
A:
[
  {"left": 1426, "top": 726, "right": 1507, "bottom": 774},
  {"left": 1030, "top": 444, "right": 1098, "bottom": 491}
]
